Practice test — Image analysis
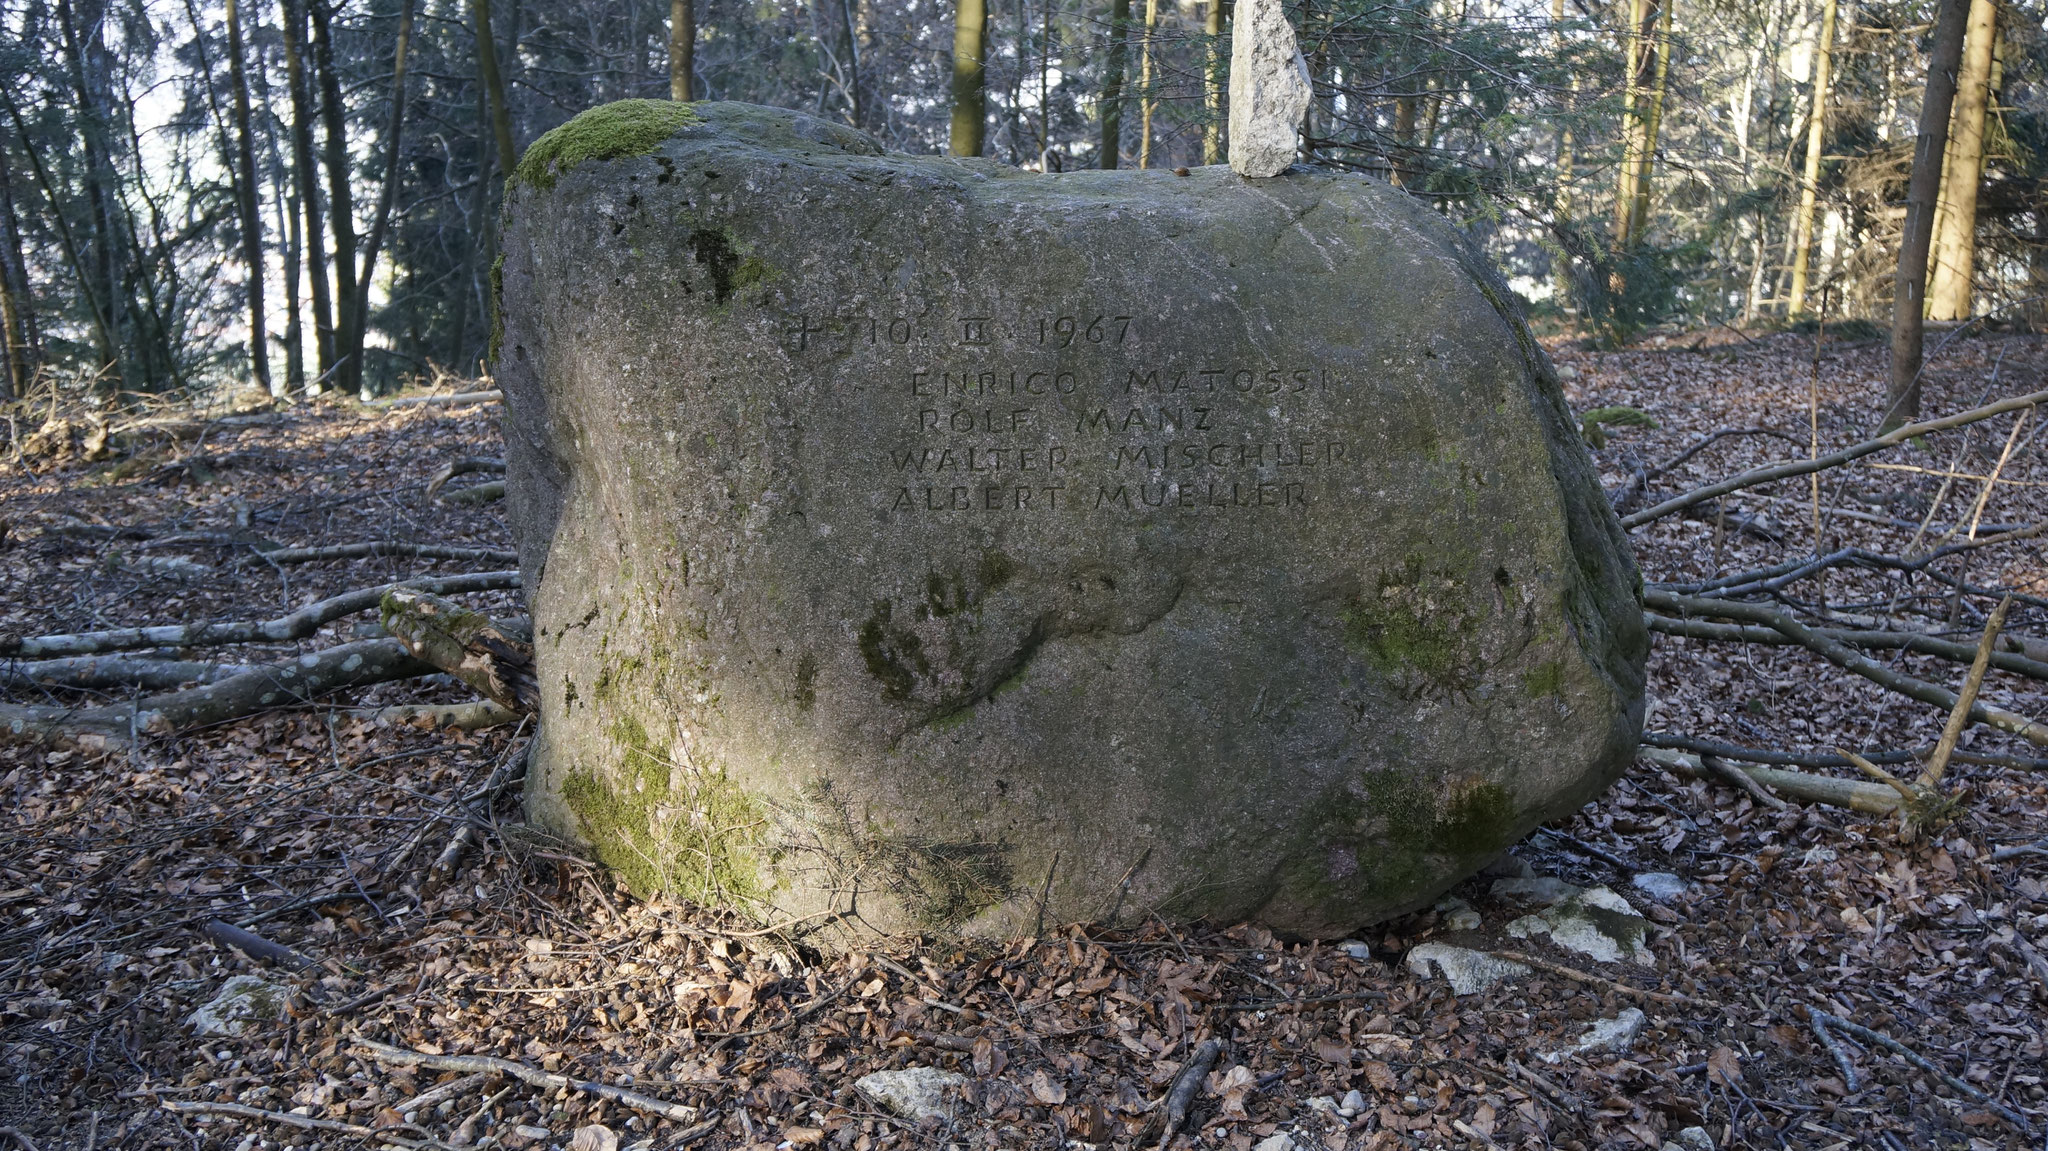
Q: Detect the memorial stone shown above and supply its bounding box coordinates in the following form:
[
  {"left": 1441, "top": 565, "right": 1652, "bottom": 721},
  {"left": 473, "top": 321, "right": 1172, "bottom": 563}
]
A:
[{"left": 498, "top": 101, "right": 1647, "bottom": 939}]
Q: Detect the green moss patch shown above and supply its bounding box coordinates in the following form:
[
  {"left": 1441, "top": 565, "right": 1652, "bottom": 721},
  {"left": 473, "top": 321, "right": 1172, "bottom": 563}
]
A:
[
  {"left": 513, "top": 100, "right": 701, "bottom": 193},
  {"left": 1341, "top": 557, "right": 1479, "bottom": 689},
  {"left": 561, "top": 713, "right": 766, "bottom": 902}
]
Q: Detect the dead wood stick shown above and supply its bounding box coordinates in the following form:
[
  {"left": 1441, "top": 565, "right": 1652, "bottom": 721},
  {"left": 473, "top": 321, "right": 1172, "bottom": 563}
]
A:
[
  {"left": 1923, "top": 596, "right": 2013, "bottom": 787},
  {"left": 2011, "top": 935, "right": 2048, "bottom": 995},
  {"left": 1644, "top": 613, "right": 2048, "bottom": 682},
  {"left": 202, "top": 919, "right": 318, "bottom": 971},
  {"left": 391, "top": 1071, "right": 491, "bottom": 1116},
  {"left": 371, "top": 390, "right": 502, "bottom": 409},
  {"left": 255, "top": 541, "right": 518, "bottom": 566},
  {"left": 1991, "top": 836, "right": 2048, "bottom": 861},
  {"left": 1806, "top": 1010, "right": 2035, "bottom": 1135},
  {"left": 0, "top": 1128, "right": 44, "bottom": 1151},
  {"left": 1156, "top": 1037, "right": 1222, "bottom": 1151},
  {"left": 380, "top": 589, "right": 536, "bottom": 711},
  {"left": 0, "top": 656, "right": 253, "bottom": 691},
  {"left": 1641, "top": 747, "right": 1902, "bottom": 814},
  {"left": 439, "top": 481, "right": 505, "bottom": 506},
  {"left": 1643, "top": 731, "right": 2048, "bottom": 772},
  {"left": 0, "top": 638, "right": 436, "bottom": 748},
  {"left": 1647, "top": 591, "right": 2048, "bottom": 745},
  {"left": 1699, "top": 754, "right": 1790, "bottom": 810},
  {"left": 0, "top": 571, "right": 519, "bottom": 658},
  {"left": 354, "top": 700, "right": 520, "bottom": 730},
  {"left": 1620, "top": 386, "right": 2048, "bottom": 529},
  {"left": 424, "top": 458, "right": 506, "bottom": 501},
  {"left": 1808, "top": 1012, "right": 1862, "bottom": 1091},
  {"left": 158, "top": 1101, "right": 445, "bottom": 1150},
  {"left": 1487, "top": 950, "right": 1703, "bottom": 1005},
  {"left": 352, "top": 1040, "right": 701, "bottom": 1123}
]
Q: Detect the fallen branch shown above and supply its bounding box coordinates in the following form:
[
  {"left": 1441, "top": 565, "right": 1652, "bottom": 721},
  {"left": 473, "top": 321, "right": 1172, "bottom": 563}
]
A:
[
  {"left": 370, "top": 390, "right": 502, "bottom": 409},
  {"left": 1699, "top": 754, "right": 1790, "bottom": 810},
  {"left": 1644, "top": 613, "right": 2048, "bottom": 682},
  {"left": 1643, "top": 730, "right": 2048, "bottom": 773},
  {"left": 1621, "top": 387, "right": 2048, "bottom": 529},
  {"left": 352, "top": 1040, "right": 700, "bottom": 1124},
  {"left": 255, "top": 541, "right": 518, "bottom": 566},
  {"left": 439, "top": 481, "right": 505, "bottom": 506},
  {"left": 1641, "top": 747, "right": 1902, "bottom": 815},
  {"left": 202, "top": 919, "right": 318, "bottom": 971},
  {"left": 1646, "top": 591, "right": 2048, "bottom": 746},
  {"left": 1, "top": 571, "right": 519, "bottom": 657},
  {"left": 353, "top": 699, "right": 520, "bottom": 730},
  {"left": 158, "top": 1101, "right": 445, "bottom": 1150},
  {"left": 1155, "top": 1038, "right": 1222, "bottom": 1151},
  {"left": 380, "top": 589, "right": 536, "bottom": 712},
  {"left": 0, "top": 656, "right": 253, "bottom": 691},
  {"left": 1806, "top": 1009, "right": 2035, "bottom": 1135},
  {"left": 0, "top": 638, "right": 434, "bottom": 747},
  {"left": 1488, "top": 950, "right": 1703, "bottom": 1006},
  {"left": 1922, "top": 597, "right": 2012, "bottom": 787},
  {"left": 391, "top": 1072, "right": 490, "bottom": 1116},
  {"left": 1991, "top": 836, "right": 2048, "bottom": 862},
  {"left": 424, "top": 458, "right": 506, "bottom": 502}
]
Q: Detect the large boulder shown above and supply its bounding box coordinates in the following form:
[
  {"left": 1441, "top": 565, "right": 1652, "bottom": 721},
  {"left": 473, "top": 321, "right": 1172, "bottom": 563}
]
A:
[{"left": 498, "top": 101, "right": 1646, "bottom": 939}]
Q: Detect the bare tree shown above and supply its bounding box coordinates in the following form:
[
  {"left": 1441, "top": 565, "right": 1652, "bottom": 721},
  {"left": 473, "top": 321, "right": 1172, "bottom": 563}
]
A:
[{"left": 1886, "top": 0, "right": 1971, "bottom": 428}]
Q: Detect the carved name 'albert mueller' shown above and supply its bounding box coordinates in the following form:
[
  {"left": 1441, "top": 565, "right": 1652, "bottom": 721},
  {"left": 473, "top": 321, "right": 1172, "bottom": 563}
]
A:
[{"left": 498, "top": 101, "right": 1646, "bottom": 940}]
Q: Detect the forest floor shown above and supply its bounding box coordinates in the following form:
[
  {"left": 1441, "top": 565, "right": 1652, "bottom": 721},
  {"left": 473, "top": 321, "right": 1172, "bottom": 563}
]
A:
[{"left": 1, "top": 328, "right": 2046, "bottom": 1151}]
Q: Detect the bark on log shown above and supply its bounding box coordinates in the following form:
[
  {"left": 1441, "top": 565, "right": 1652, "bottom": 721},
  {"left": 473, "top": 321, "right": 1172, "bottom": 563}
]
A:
[
  {"left": 379, "top": 588, "right": 536, "bottom": 712},
  {"left": 255, "top": 541, "right": 518, "bottom": 565},
  {"left": 0, "top": 656, "right": 254, "bottom": 690},
  {"left": 1642, "top": 747, "right": 1902, "bottom": 814},
  {"left": 0, "top": 638, "right": 433, "bottom": 748},
  {"left": 0, "top": 571, "right": 518, "bottom": 658}
]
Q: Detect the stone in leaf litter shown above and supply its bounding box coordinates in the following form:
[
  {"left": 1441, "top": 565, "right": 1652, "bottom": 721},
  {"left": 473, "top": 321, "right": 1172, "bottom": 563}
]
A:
[
  {"left": 1505, "top": 885, "right": 1653, "bottom": 965},
  {"left": 854, "top": 1067, "right": 967, "bottom": 1122},
  {"left": 1226, "top": 0, "right": 1312, "bottom": 177},
  {"left": 1541, "top": 1007, "right": 1647, "bottom": 1062},
  {"left": 1404, "top": 943, "right": 1529, "bottom": 995},
  {"left": 187, "top": 975, "right": 289, "bottom": 1037},
  {"left": 1631, "top": 871, "right": 1692, "bottom": 902}
]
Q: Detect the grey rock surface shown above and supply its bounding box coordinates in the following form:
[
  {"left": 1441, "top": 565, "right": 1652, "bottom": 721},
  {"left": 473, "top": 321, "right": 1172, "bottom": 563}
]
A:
[
  {"left": 1491, "top": 875, "right": 1580, "bottom": 905},
  {"left": 855, "top": 1067, "right": 967, "bottom": 1121},
  {"left": 1541, "top": 1007, "right": 1648, "bottom": 1061},
  {"left": 499, "top": 101, "right": 1647, "bottom": 940},
  {"left": 188, "top": 975, "right": 288, "bottom": 1037},
  {"left": 1227, "top": 0, "right": 1312, "bottom": 177},
  {"left": 1405, "top": 943, "right": 1529, "bottom": 995},
  {"left": 1631, "top": 871, "right": 1692, "bottom": 902},
  {"left": 1506, "top": 885, "right": 1653, "bottom": 965}
]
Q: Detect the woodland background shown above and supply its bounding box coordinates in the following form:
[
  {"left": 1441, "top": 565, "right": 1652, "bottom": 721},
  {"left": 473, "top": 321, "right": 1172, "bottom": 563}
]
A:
[{"left": 1, "top": 0, "right": 2046, "bottom": 403}]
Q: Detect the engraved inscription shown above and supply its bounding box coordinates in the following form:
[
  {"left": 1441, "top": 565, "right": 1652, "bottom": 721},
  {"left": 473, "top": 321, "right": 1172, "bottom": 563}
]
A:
[{"left": 783, "top": 305, "right": 1354, "bottom": 515}]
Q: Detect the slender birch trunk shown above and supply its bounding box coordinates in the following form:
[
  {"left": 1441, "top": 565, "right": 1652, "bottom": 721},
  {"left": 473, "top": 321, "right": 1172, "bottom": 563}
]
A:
[
  {"left": 1202, "top": 0, "right": 1225, "bottom": 165},
  {"left": 1137, "top": 0, "right": 1159, "bottom": 168},
  {"left": 1787, "top": 0, "right": 1837, "bottom": 314},
  {"left": 1927, "top": 0, "right": 1997, "bottom": 321}
]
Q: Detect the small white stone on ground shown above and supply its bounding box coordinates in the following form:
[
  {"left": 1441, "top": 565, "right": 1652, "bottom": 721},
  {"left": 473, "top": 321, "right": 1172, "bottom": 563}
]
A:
[
  {"left": 1435, "top": 895, "right": 1482, "bottom": 931},
  {"left": 1252, "top": 1133, "right": 1296, "bottom": 1151},
  {"left": 569, "top": 1124, "right": 618, "bottom": 1151},
  {"left": 1632, "top": 871, "right": 1692, "bottom": 902},
  {"left": 1505, "top": 885, "right": 1654, "bottom": 966},
  {"left": 1306, "top": 1095, "right": 1340, "bottom": 1116},
  {"left": 1226, "top": 0, "right": 1312, "bottom": 177},
  {"left": 855, "top": 1066, "right": 968, "bottom": 1122},
  {"left": 188, "top": 975, "right": 290, "bottom": 1037},
  {"left": 512, "top": 1126, "right": 552, "bottom": 1142},
  {"left": 1336, "top": 938, "right": 1370, "bottom": 960},
  {"left": 1660, "top": 1127, "right": 1714, "bottom": 1151},
  {"left": 1405, "top": 943, "right": 1529, "bottom": 995},
  {"left": 1340, "top": 1088, "right": 1367, "bottom": 1114},
  {"left": 1541, "top": 1007, "right": 1648, "bottom": 1062},
  {"left": 1490, "top": 876, "right": 1580, "bottom": 905}
]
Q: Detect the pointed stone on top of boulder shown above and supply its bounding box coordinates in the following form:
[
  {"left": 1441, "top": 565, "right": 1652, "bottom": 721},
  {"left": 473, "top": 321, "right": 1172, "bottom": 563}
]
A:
[{"left": 1227, "top": 0, "right": 1312, "bottom": 177}]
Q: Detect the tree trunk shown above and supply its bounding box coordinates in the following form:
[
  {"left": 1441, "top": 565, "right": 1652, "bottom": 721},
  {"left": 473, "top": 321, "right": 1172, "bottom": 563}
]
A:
[
  {"left": 345, "top": 0, "right": 417, "bottom": 396},
  {"left": 1137, "top": 0, "right": 1159, "bottom": 168},
  {"left": 1098, "top": 0, "right": 1130, "bottom": 167},
  {"left": 1202, "top": 0, "right": 1225, "bottom": 165},
  {"left": 1787, "top": 0, "right": 1837, "bottom": 315},
  {"left": 309, "top": 0, "right": 359, "bottom": 391},
  {"left": 1927, "top": 0, "right": 1997, "bottom": 321},
  {"left": 225, "top": 0, "right": 272, "bottom": 394},
  {"left": 1629, "top": 0, "right": 1673, "bottom": 240},
  {"left": 1551, "top": 0, "right": 1574, "bottom": 304},
  {"left": 1611, "top": 0, "right": 1647, "bottom": 249},
  {"left": 473, "top": 0, "right": 518, "bottom": 169},
  {"left": 1616, "top": 0, "right": 1667, "bottom": 248},
  {"left": 836, "top": 0, "right": 862, "bottom": 126},
  {"left": 1886, "top": 0, "right": 1971, "bottom": 428},
  {"left": 55, "top": 0, "right": 122, "bottom": 382},
  {"left": 0, "top": 137, "right": 34, "bottom": 400},
  {"left": 279, "top": 0, "right": 334, "bottom": 384},
  {"left": 667, "top": 0, "right": 694, "bottom": 100},
  {"left": 949, "top": 0, "right": 987, "bottom": 156}
]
